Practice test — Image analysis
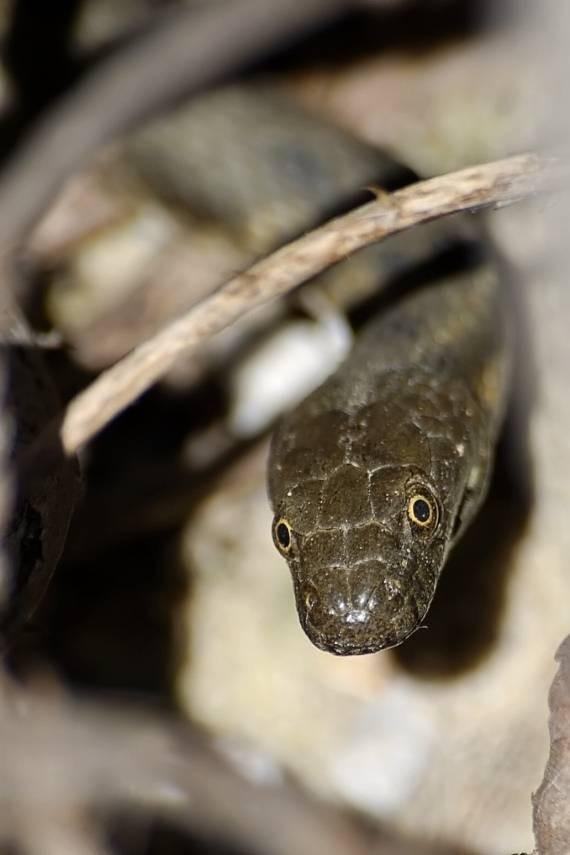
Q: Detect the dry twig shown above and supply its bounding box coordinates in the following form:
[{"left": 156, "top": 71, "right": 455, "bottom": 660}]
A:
[{"left": 51, "top": 152, "right": 562, "bottom": 456}]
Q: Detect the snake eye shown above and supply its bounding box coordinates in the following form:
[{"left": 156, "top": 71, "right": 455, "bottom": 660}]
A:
[
  {"left": 273, "top": 518, "right": 293, "bottom": 554},
  {"left": 407, "top": 493, "right": 437, "bottom": 529}
]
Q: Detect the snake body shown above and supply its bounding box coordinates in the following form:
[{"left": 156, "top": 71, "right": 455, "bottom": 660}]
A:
[
  {"left": 130, "top": 83, "right": 512, "bottom": 656},
  {"left": 268, "top": 266, "right": 511, "bottom": 654}
]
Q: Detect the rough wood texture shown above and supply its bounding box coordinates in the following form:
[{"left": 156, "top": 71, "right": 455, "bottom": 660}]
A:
[{"left": 533, "top": 636, "right": 570, "bottom": 854}]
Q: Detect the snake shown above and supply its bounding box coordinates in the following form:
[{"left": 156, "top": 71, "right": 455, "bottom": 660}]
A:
[
  {"left": 268, "top": 264, "right": 511, "bottom": 655},
  {"left": 129, "top": 83, "right": 512, "bottom": 656}
]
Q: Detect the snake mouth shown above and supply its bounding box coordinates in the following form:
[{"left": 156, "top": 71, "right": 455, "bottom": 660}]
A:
[
  {"left": 302, "top": 615, "right": 419, "bottom": 655},
  {"left": 308, "top": 629, "right": 393, "bottom": 656}
]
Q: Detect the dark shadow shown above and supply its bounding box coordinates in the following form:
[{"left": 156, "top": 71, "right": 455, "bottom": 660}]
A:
[
  {"left": 9, "top": 363, "right": 233, "bottom": 694},
  {"left": 108, "top": 819, "right": 256, "bottom": 855},
  {"left": 0, "top": 1, "right": 184, "bottom": 164},
  {"left": 255, "top": 0, "right": 516, "bottom": 74},
  {"left": 349, "top": 235, "right": 488, "bottom": 332},
  {"left": 28, "top": 530, "right": 189, "bottom": 698},
  {"left": 0, "top": 342, "right": 79, "bottom": 650},
  {"left": 0, "top": 0, "right": 83, "bottom": 159}
]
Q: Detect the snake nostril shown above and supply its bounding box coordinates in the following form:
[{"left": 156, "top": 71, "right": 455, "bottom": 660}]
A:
[{"left": 303, "top": 585, "right": 319, "bottom": 612}]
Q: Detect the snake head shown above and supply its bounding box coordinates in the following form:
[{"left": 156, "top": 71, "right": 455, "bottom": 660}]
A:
[
  {"left": 267, "top": 269, "right": 503, "bottom": 654},
  {"left": 270, "top": 465, "right": 450, "bottom": 655}
]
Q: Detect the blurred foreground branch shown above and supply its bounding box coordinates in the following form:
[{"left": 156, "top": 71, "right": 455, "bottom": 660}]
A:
[
  {"left": 0, "top": 677, "right": 449, "bottom": 855},
  {"left": 1, "top": 633, "right": 568, "bottom": 855},
  {"left": 51, "top": 152, "right": 563, "bottom": 456},
  {"left": 0, "top": 0, "right": 350, "bottom": 249}
]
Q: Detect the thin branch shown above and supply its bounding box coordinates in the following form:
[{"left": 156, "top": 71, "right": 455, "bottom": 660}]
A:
[
  {"left": 47, "top": 152, "right": 562, "bottom": 457},
  {"left": 0, "top": 0, "right": 350, "bottom": 249}
]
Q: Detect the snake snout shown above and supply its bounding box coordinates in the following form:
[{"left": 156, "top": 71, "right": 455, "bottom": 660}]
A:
[
  {"left": 302, "top": 581, "right": 371, "bottom": 621},
  {"left": 296, "top": 558, "right": 425, "bottom": 655}
]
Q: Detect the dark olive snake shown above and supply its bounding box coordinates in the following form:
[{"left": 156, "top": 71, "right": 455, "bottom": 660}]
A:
[{"left": 131, "top": 83, "right": 512, "bottom": 655}]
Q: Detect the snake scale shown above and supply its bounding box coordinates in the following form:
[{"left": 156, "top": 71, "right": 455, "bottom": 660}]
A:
[{"left": 132, "top": 84, "right": 512, "bottom": 656}]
